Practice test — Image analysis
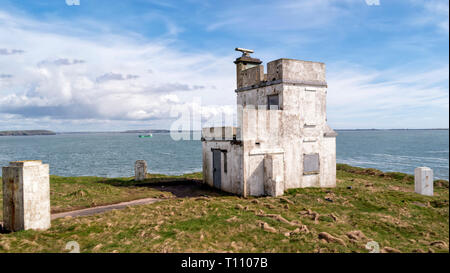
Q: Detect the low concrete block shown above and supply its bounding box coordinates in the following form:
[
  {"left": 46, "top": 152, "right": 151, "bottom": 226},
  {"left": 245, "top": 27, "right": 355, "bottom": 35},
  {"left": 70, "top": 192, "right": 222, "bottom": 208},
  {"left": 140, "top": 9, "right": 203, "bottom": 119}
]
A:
[
  {"left": 264, "top": 176, "right": 284, "bottom": 197},
  {"left": 264, "top": 154, "right": 285, "bottom": 197},
  {"left": 415, "top": 167, "right": 433, "bottom": 196},
  {"left": 2, "top": 160, "right": 51, "bottom": 232},
  {"left": 135, "top": 160, "right": 147, "bottom": 181}
]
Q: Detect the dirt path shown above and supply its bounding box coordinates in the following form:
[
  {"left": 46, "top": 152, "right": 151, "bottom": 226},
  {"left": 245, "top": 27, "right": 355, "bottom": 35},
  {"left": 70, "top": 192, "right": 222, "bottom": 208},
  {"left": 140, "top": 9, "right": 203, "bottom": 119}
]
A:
[{"left": 51, "top": 197, "right": 161, "bottom": 220}]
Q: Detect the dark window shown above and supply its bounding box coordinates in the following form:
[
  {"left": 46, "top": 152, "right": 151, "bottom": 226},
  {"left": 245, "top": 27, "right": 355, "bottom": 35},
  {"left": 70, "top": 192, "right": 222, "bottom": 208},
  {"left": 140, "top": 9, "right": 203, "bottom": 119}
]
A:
[
  {"left": 223, "top": 152, "right": 227, "bottom": 173},
  {"left": 303, "top": 153, "right": 319, "bottom": 174},
  {"left": 267, "top": 94, "right": 279, "bottom": 110}
]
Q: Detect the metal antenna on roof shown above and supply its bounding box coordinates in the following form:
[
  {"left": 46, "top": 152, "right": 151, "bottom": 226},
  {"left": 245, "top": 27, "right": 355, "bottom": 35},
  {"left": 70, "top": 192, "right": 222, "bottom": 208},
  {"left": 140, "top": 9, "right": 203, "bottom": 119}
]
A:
[{"left": 235, "top": 48, "right": 254, "bottom": 57}]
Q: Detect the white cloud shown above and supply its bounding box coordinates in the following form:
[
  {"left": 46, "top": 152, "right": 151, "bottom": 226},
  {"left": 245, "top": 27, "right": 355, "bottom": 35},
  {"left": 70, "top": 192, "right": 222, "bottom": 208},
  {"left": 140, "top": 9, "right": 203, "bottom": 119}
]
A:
[
  {"left": 327, "top": 63, "right": 449, "bottom": 128},
  {"left": 408, "top": 0, "right": 449, "bottom": 33},
  {"left": 0, "top": 9, "right": 236, "bottom": 130},
  {"left": 0, "top": 74, "right": 13, "bottom": 79},
  {"left": 423, "top": 0, "right": 449, "bottom": 32},
  {"left": 205, "top": 0, "right": 356, "bottom": 33},
  {"left": 0, "top": 48, "right": 25, "bottom": 55},
  {"left": 95, "top": 72, "right": 139, "bottom": 83},
  {"left": 0, "top": 4, "right": 448, "bottom": 131},
  {"left": 37, "top": 58, "right": 86, "bottom": 67}
]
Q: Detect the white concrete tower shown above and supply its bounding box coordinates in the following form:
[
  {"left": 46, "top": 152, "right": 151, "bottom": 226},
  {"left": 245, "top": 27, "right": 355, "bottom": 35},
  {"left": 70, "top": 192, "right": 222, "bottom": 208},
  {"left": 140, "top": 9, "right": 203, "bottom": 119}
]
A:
[{"left": 202, "top": 49, "right": 337, "bottom": 197}]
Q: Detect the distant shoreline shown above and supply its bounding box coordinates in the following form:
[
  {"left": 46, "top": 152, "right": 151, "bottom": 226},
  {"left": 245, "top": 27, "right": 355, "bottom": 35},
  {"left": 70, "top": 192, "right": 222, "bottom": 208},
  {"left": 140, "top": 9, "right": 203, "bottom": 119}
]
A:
[
  {"left": 335, "top": 128, "right": 449, "bottom": 131},
  {"left": 0, "top": 128, "right": 447, "bottom": 136},
  {"left": 41, "top": 128, "right": 450, "bottom": 133},
  {"left": 0, "top": 130, "right": 56, "bottom": 136}
]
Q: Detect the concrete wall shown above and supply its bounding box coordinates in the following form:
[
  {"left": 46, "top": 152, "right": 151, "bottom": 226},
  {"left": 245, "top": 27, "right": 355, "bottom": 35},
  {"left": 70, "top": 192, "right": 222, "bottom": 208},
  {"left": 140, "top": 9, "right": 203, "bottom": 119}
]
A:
[
  {"left": 236, "top": 58, "right": 336, "bottom": 193},
  {"left": 240, "top": 65, "right": 265, "bottom": 89},
  {"left": 235, "top": 55, "right": 262, "bottom": 89},
  {"left": 320, "top": 136, "right": 337, "bottom": 187},
  {"left": 236, "top": 82, "right": 335, "bottom": 190},
  {"left": 267, "top": 59, "right": 326, "bottom": 85},
  {"left": 202, "top": 141, "right": 243, "bottom": 195},
  {"left": 202, "top": 127, "right": 237, "bottom": 141}
]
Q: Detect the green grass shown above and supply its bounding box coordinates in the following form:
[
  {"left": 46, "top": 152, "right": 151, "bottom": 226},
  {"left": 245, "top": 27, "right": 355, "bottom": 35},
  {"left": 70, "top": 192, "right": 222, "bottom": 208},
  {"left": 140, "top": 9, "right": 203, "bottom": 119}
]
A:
[{"left": 0, "top": 165, "right": 448, "bottom": 253}]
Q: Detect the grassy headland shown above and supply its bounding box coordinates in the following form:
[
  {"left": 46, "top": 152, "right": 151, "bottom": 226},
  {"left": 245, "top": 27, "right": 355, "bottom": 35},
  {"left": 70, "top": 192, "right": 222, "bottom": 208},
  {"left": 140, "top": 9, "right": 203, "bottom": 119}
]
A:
[{"left": 0, "top": 164, "right": 448, "bottom": 253}]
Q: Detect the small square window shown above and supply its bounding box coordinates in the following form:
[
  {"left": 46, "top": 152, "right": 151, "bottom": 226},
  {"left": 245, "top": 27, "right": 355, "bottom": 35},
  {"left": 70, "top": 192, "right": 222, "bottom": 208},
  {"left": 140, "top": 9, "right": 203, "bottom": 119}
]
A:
[
  {"left": 267, "top": 94, "right": 279, "bottom": 110},
  {"left": 303, "top": 153, "right": 319, "bottom": 174}
]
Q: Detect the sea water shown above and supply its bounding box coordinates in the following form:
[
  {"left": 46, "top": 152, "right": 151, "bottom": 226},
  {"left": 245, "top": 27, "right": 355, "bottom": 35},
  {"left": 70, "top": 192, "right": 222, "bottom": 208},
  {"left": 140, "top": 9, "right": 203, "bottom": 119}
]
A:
[{"left": 0, "top": 130, "right": 448, "bottom": 179}]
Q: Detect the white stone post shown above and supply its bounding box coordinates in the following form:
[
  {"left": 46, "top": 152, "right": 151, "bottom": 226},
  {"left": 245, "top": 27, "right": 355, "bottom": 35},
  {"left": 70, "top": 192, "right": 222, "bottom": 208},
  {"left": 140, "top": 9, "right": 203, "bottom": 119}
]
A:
[
  {"left": 414, "top": 167, "right": 433, "bottom": 196},
  {"left": 134, "top": 160, "right": 147, "bottom": 181},
  {"left": 2, "top": 160, "right": 51, "bottom": 232}
]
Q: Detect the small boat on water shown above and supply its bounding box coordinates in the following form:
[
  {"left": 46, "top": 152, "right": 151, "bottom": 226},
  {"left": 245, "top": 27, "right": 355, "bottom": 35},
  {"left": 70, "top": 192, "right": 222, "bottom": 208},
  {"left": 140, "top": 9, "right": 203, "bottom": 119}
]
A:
[{"left": 138, "top": 133, "right": 153, "bottom": 138}]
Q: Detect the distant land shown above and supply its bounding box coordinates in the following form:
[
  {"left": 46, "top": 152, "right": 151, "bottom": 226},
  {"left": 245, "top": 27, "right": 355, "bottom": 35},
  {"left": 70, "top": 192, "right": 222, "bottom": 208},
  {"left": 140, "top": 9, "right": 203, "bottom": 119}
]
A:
[
  {"left": 335, "top": 128, "right": 449, "bottom": 131},
  {"left": 0, "top": 128, "right": 447, "bottom": 136},
  {"left": 0, "top": 130, "right": 56, "bottom": 136}
]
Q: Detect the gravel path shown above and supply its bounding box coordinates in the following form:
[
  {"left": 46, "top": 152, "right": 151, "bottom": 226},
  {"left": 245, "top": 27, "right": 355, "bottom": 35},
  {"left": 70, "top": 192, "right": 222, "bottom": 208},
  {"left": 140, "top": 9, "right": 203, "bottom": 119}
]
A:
[{"left": 51, "top": 197, "right": 161, "bottom": 219}]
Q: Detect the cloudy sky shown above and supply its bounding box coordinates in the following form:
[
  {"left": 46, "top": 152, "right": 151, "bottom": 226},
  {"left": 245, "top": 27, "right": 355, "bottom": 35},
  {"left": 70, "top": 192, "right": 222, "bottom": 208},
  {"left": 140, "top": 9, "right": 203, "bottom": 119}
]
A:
[{"left": 0, "top": 0, "right": 448, "bottom": 131}]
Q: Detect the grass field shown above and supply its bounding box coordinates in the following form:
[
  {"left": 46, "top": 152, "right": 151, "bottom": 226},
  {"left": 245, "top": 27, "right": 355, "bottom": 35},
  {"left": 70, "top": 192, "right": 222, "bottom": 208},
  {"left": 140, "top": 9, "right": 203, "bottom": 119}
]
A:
[{"left": 0, "top": 164, "right": 448, "bottom": 253}]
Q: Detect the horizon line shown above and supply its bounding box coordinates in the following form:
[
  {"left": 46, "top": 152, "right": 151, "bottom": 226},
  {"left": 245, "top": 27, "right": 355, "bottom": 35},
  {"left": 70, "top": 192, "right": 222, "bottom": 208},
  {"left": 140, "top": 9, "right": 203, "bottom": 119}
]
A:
[
  {"left": 45, "top": 128, "right": 450, "bottom": 133},
  {"left": 1, "top": 128, "right": 449, "bottom": 134}
]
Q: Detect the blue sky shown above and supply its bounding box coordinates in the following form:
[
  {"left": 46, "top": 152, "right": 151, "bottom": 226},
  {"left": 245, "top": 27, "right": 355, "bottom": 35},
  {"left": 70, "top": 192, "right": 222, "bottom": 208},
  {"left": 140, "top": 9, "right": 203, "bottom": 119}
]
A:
[{"left": 0, "top": 0, "right": 448, "bottom": 131}]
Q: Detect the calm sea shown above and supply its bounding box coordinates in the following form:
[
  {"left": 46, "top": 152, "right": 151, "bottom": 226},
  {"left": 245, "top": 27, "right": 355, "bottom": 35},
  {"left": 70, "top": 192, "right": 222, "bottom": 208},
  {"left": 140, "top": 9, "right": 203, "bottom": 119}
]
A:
[{"left": 0, "top": 130, "right": 448, "bottom": 180}]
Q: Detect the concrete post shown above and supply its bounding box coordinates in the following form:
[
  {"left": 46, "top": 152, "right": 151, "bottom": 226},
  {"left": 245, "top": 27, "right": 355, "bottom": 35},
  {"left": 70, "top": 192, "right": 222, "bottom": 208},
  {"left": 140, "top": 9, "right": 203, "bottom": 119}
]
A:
[
  {"left": 414, "top": 167, "right": 433, "bottom": 196},
  {"left": 134, "top": 160, "right": 147, "bottom": 181},
  {"left": 264, "top": 154, "right": 284, "bottom": 197},
  {"left": 2, "top": 160, "right": 51, "bottom": 232}
]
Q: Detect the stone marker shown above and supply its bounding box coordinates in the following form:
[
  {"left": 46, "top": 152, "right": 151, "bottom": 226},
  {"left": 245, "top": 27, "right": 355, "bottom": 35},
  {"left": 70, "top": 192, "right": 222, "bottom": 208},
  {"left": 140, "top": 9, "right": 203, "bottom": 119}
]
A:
[
  {"left": 414, "top": 167, "right": 433, "bottom": 196},
  {"left": 2, "top": 160, "right": 51, "bottom": 232},
  {"left": 135, "top": 160, "right": 147, "bottom": 181}
]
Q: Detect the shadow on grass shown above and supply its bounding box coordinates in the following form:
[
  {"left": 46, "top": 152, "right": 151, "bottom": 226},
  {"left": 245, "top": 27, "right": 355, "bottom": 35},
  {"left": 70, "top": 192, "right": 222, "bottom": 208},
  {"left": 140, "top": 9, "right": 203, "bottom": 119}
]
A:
[
  {"left": 99, "top": 177, "right": 232, "bottom": 198},
  {"left": 0, "top": 223, "right": 9, "bottom": 234}
]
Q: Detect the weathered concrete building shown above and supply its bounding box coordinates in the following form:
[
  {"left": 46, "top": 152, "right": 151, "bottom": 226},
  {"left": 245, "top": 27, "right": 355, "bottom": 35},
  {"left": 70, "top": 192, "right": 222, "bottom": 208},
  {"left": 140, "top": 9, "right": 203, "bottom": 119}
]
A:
[{"left": 202, "top": 49, "right": 337, "bottom": 197}]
